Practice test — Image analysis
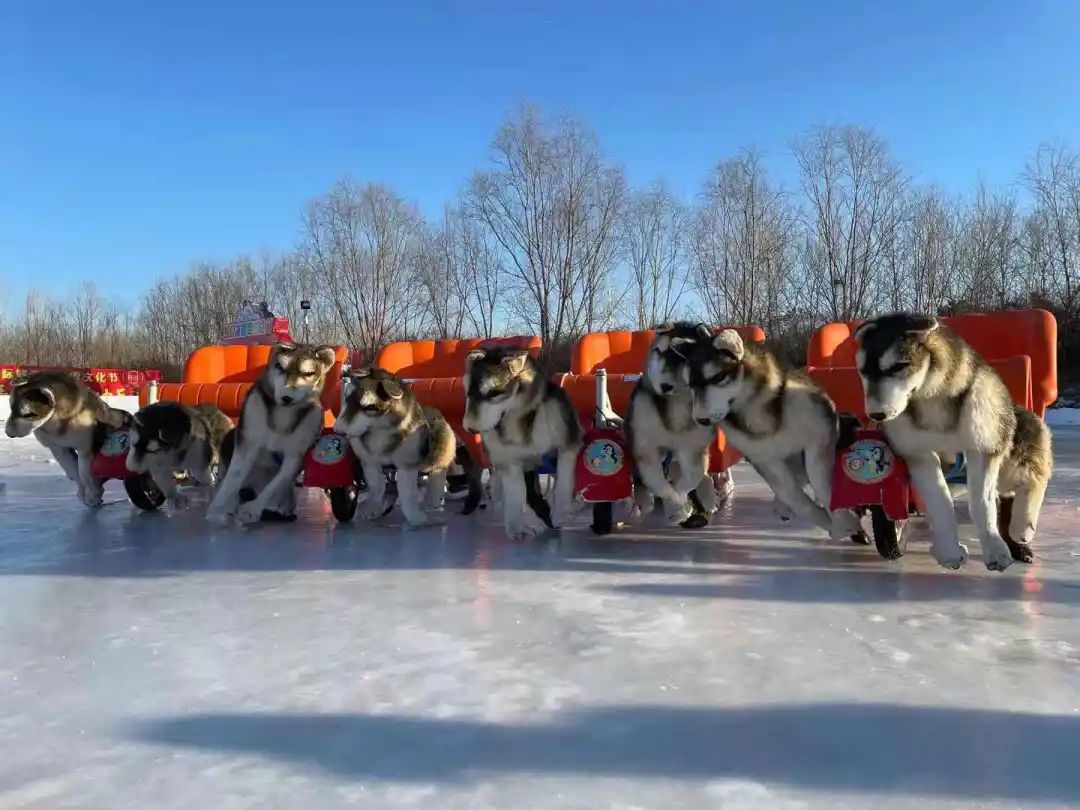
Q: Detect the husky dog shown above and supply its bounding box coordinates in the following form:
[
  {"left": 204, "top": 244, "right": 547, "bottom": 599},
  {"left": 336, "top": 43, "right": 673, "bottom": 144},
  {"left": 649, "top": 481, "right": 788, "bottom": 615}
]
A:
[
  {"left": 334, "top": 367, "right": 481, "bottom": 526},
  {"left": 854, "top": 313, "right": 1053, "bottom": 571},
  {"left": 626, "top": 322, "right": 718, "bottom": 528},
  {"left": 206, "top": 342, "right": 337, "bottom": 526},
  {"left": 125, "top": 402, "right": 233, "bottom": 509},
  {"left": 4, "top": 371, "right": 130, "bottom": 507},
  {"left": 685, "top": 331, "right": 862, "bottom": 540},
  {"left": 463, "top": 347, "right": 583, "bottom": 540}
]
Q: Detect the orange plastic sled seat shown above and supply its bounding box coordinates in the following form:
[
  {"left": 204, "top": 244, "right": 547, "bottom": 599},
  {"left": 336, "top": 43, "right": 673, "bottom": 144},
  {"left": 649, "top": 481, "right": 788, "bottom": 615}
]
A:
[
  {"left": 806, "top": 309, "right": 1057, "bottom": 419},
  {"left": 140, "top": 344, "right": 350, "bottom": 427},
  {"left": 376, "top": 335, "right": 541, "bottom": 379},
  {"left": 569, "top": 325, "right": 767, "bottom": 472}
]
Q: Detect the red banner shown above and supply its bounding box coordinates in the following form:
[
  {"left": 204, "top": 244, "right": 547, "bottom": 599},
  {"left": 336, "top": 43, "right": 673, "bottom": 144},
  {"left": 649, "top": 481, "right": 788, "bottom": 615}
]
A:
[{"left": 0, "top": 365, "right": 162, "bottom": 396}]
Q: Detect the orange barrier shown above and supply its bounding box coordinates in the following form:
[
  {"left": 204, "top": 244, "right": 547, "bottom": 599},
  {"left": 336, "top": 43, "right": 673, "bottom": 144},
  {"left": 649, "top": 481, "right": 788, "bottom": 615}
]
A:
[
  {"left": 806, "top": 309, "right": 1057, "bottom": 418},
  {"left": 139, "top": 345, "right": 350, "bottom": 427}
]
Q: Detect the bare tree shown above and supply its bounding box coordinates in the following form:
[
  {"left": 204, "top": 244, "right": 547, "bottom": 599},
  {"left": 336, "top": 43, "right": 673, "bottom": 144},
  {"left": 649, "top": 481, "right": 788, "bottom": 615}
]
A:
[
  {"left": 794, "top": 125, "right": 907, "bottom": 320},
  {"left": 691, "top": 150, "right": 798, "bottom": 334},
  {"left": 622, "top": 182, "right": 690, "bottom": 328},
  {"left": 467, "top": 106, "right": 626, "bottom": 356},
  {"left": 1024, "top": 144, "right": 1080, "bottom": 344},
  {"left": 300, "top": 180, "right": 427, "bottom": 353}
]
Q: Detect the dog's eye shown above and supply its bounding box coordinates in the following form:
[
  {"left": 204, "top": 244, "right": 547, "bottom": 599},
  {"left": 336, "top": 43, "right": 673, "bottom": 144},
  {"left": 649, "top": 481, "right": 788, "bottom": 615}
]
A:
[
  {"left": 484, "top": 389, "right": 511, "bottom": 402},
  {"left": 888, "top": 362, "right": 910, "bottom": 374},
  {"left": 277, "top": 363, "right": 288, "bottom": 373}
]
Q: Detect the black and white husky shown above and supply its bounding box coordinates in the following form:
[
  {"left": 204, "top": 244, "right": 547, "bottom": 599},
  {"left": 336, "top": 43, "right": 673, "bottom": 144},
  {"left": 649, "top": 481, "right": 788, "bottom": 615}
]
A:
[
  {"left": 206, "top": 343, "right": 337, "bottom": 526},
  {"left": 685, "top": 330, "right": 862, "bottom": 540},
  {"left": 334, "top": 367, "right": 481, "bottom": 526},
  {"left": 626, "top": 322, "right": 718, "bottom": 528},
  {"left": 463, "top": 347, "right": 583, "bottom": 540},
  {"left": 126, "top": 402, "right": 233, "bottom": 509},
  {"left": 4, "top": 371, "right": 130, "bottom": 507},
  {"left": 854, "top": 313, "right": 1053, "bottom": 571}
]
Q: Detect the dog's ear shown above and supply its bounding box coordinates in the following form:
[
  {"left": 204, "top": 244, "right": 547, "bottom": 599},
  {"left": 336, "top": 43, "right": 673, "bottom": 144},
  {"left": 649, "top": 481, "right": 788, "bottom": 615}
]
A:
[
  {"left": 465, "top": 349, "right": 486, "bottom": 370},
  {"left": 695, "top": 322, "right": 712, "bottom": 339},
  {"left": 159, "top": 425, "right": 185, "bottom": 446},
  {"left": 669, "top": 336, "right": 695, "bottom": 350},
  {"left": 133, "top": 410, "right": 145, "bottom": 428},
  {"left": 501, "top": 349, "right": 529, "bottom": 377},
  {"left": 654, "top": 322, "right": 675, "bottom": 334},
  {"left": 379, "top": 379, "right": 404, "bottom": 401},
  {"left": 712, "top": 329, "right": 745, "bottom": 361},
  {"left": 904, "top": 314, "right": 939, "bottom": 338},
  {"left": 852, "top": 320, "right": 875, "bottom": 343},
  {"left": 314, "top": 346, "right": 337, "bottom": 371}
]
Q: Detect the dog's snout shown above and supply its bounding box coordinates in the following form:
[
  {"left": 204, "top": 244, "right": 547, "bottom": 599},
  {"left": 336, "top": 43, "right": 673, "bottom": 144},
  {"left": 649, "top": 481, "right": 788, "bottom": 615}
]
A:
[
  {"left": 868, "top": 411, "right": 886, "bottom": 421},
  {"left": 280, "top": 395, "right": 294, "bottom": 405},
  {"left": 660, "top": 383, "right": 674, "bottom": 394},
  {"left": 696, "top": 418, "right": 712, "bottom": 427}
]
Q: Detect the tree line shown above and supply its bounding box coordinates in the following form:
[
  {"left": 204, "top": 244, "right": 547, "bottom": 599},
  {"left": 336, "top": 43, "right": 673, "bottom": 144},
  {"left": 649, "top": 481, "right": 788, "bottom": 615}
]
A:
[{"left": 2, "top": 105, "right": 1078, "bottom": 378}]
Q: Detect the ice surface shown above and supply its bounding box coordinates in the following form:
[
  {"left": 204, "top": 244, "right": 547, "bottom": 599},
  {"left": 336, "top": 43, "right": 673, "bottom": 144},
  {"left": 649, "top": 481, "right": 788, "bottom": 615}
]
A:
[
  {"left": 1046, "top": 407, "right": 1080, "bottom": 427},
  {"left": 1, "top": 412, "right": 1079, "bottom": 809}
]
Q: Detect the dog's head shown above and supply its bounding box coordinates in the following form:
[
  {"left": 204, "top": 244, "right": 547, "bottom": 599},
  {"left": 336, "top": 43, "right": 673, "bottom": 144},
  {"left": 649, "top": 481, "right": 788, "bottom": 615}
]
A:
[
  {"left": 4, "top": 373, "right": 61, "bottom": 438},
  {"left": 683, "top": 329, "right": 747, "bottom": 426},
  {"left": 462, "top": 347, "right": 536, "bottom": 433},
  {"left": 645, "top": 322, "right": 711, "bottom": 394},
  {"left": 334, "top": 368, "right": 411, "bottom": 435},
  {"left": 264, "top": 343, "right": 337, "bottom": 407},
  {"left": 126, "top": 402, "right": 192, "bottom": 472},
  {"left": 854, "top": 313, "right": 938, "bottom": 421}
]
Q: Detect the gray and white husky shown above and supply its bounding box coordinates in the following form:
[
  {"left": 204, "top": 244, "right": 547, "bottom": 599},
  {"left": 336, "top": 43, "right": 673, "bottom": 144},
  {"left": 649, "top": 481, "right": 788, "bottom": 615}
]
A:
[
  {"left": 463, "top": 347, "right": 583, "bottom": 540},
  {"left": 4, "top": 371, "right": 130, "bottom": 507},
  {"left": 206, "top": 342, "right": 337, "bottom": 526},
  {"left": 854, "top": 312, "right": 1053, "bottom": 571},
  {"left": 334, "top": 367, "right": 481, "bottom": 526},
  {"left": 626, "top": 322, "right": 718, "bottom": 528},
  {"left": 126, "top": 402, "right": 233, "bottom": 509},
  {"left": 685, "top": 330, "right": 862, "bottom": 540}
]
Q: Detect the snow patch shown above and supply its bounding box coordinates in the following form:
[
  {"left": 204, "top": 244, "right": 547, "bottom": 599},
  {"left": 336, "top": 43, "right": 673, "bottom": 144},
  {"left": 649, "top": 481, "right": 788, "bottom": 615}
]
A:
[{"left": 1046, "top": 407, "right": 1080, "bottom": 427}]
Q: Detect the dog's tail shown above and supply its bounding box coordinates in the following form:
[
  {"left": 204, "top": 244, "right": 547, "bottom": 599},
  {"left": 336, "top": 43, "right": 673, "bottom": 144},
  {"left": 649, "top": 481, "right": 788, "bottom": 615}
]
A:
[{"left": 455, "top": 443, "right": 483, "bottom": 515}]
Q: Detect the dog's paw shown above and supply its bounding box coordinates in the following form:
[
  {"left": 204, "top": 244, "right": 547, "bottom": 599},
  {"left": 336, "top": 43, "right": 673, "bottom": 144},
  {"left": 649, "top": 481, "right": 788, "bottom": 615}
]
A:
[
  {"left": 1005, "top": 538, "right": 1035, "bottom": 563},
  {"left": 505, "top": 521, "right": 538, "bottom": 542},
  {"left": 663, "top": 498, "right": 693, "bottom": 526},
  {"left": 205, "top": 508, "right": 233, "bottom": 527},
  {"left": 932, "top": 542, "right": 969, "bottom": 570},
  {"left": 829, "top": 510, "right": 863, "bottom": 540},
  {"left": 983, "top": 542, "right": 1014, "bottom": 572},
  {"left": 680, "top": 511, "right": 710, "bottom": 530},
  {"left": 772, "top": 497, "right": 794, "bottom": 521},
  {"left": 79, "top": 485, "right": 104, "bottom": 508},
  {"left": 236, "top": 504, "right": 262, "bottom": 525},
  {"left": 169, "top": 492, "right": 191, "bottom": 511},
  {"left": 359, "top": 498, "right": 388, "bottom": 521}
]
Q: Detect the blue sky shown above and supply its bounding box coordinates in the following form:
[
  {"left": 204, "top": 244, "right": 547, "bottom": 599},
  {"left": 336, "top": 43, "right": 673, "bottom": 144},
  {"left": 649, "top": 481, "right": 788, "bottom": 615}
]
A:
[{"left": 2, "top": 0, "right": 1079, "bottom": 310}]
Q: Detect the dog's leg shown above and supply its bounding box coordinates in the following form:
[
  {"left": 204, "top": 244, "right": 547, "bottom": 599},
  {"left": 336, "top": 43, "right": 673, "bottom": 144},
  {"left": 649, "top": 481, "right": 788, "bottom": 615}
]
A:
[
  {"left": 236, "top": 453, "right": 304, "bottom": 525},
  {"left": 636, "top": 450, "right": 690, "bottom": 525},
  {"left": 552, "top": 448, "right": 578, "bottom": 527},
  {"left": 424, "top": 469, "right": 447, "bottom": 510},
  {"left": 76, "top": 451, "right": 103, "bottom": 508},
  {"left": 356, "top": 452, "right": 389, "bottom": 521},
  {"left": 206, "top": 443, "right": 260, "bottom": 525},
  {"left": 805, "top": 443, "right": 862, "bottom": 540},
  {"left": 966, "top": 452, "right": 1013, "bottom": 572},
  {"left": 755, "top": 459, "right": 832, "bottom": 533},
  {"left": 907, "top": 453, "right": 967, "bottom": 569},
  {"left": 397, "top": 466, "right": 428, "bottom": 526},
  {"left": 500, "top": 464, "right": 535, "bottom": 541},
  {"left": 1007, "top": 478, "right": 1047, "bottom": 562},
  {"left": 673, "top": 447, "right": 710, "bottom": 528},
  {"left": 147, "top": 461, "right": 185, "bottom": 509},
  {"left": 47, "top": 444, "right": 81, "bottom": 484}
]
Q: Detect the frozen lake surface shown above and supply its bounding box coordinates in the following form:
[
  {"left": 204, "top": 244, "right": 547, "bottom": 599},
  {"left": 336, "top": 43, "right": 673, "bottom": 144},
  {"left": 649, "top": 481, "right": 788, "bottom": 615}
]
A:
[{"left": 1, "top": 421, "right": 1079, "bottom": 809}]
